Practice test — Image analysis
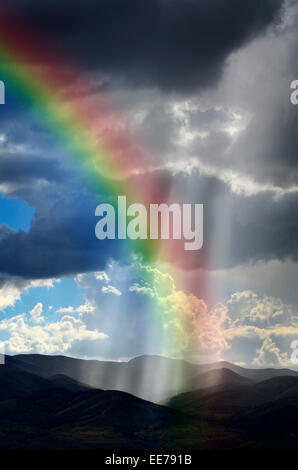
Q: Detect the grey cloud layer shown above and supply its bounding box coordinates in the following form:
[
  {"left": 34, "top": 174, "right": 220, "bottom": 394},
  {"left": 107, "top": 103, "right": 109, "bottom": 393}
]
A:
[
  {"left": 105, "top": 1, "right": 297, "bottom": 191},
  {"left": 165, "top": 170, "right": 298, "bottom": 269},
  {"left": 2, "top": 162, "right": 298, "bottom": 278},
  {"left": 8, "top": 0, "right": 283, "bottom": 92}
]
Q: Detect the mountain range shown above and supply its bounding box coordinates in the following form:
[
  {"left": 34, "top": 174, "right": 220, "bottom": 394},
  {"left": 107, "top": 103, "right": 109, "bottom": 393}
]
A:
[
  {"left": 4, "top": 353, "right": 298, "bottom": 402},
  {"left": 1, "top": 354, "right": 298, "bottom": 450}
]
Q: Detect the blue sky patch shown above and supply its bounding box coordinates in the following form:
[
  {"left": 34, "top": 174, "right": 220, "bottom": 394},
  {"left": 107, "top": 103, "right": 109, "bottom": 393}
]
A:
[{"left": 0, "top": 194, "right": 34, "bottom": 232}]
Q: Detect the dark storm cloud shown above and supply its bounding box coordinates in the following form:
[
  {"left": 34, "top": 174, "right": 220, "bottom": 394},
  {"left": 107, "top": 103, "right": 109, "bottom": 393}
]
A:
[
  {"left": 0, "top": 143, "right": 129, "bottom": 279},
  {"left": 226, "top": 103, "right": 298, "bottom": 188},
  {"left": 0, "top": 153, "right": 66, "bottom": 185},
  {"left": 7, "top": 0, "right": 284, "bottom": 92},
  {"left": 0, "top": 186, "right": 128, "bottom": 278},
  {"left": 133, "top": 169, "right": 298, "bottom": 270},
  {"left": 1, "top": 162, "right": 298, "bottom": 277}
]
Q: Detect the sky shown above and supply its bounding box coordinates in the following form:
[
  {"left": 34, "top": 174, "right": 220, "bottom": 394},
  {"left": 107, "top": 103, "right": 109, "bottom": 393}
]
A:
[{"left": 0, "top": 0, "right": 297, "bottom": 367}]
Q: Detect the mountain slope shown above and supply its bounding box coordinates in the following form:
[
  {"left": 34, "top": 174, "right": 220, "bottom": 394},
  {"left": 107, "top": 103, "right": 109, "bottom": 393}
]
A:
[
  {"left": 190, "top": 367, "right": 253, "bottom": 390},
  {"left": 203, "top": 361, "right": 298, "bottom": 382},
  {"left": 3, "top": 354, "right": 298, "bottom": 403},
  {"left": 48, "top": 374, "right": 92, "bottom": 392},
  {"left": 0, "top": 370, "right": 54, "bottom": 400},
  {"left": 0, "top": 369, "right": 94, "bottom": 400},
  {"left": 0, "top": 387, "right": 189, "bottom": 450},
  {"left": 1, "top": 356, "right": 298, "bottom": 450},
  {"left": 3, "top": 354, "right": 198, "bottom": 402},
  {"left": 168, "top": 375, "right": 298, "bottom": 420}
]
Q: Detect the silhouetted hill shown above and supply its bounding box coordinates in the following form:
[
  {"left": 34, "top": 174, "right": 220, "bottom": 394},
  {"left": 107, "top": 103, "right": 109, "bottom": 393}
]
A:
[
  {"left": 48, "top": 374, "right": 92, "bottom": 392},
  {"left": 54, "top": 388, "right": 184, "bottom": 431},
  {"left": 236, "top": 395, "right": 298, "bottom": 429},
  {"left": 168, "top": 375, "right": 298, "bottom": 421},
  {"left": 0, "top": 370, "right": 53, "bottom": 400},
  {"left": 252, "top": 375, "right": 298, "bottom": 402},
  {"left": 231, "top": 396, "right": 298, "bottom": 450},
  {"left": 209, "top": 361, "right": 298, "bottom": 383},
  {"left": 168, "top": 388, "right": 248, "bottom": 419},
  {"left": 190, "top": 367, "right": 253, "bottom": 390},
  {"left": 167, "top": 368, "right": 253, "bottom": 416},
  {"left": 0, "top": 387, "right": 188, "bottom": 450},
  {"left": 0, "top": 369, "right": 94, "bottom": 401}
]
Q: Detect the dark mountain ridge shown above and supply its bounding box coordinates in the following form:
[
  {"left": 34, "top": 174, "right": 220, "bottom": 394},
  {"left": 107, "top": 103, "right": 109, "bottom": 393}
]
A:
[{"left": 3, "top": 353, "right": 298, "bottom": 402}]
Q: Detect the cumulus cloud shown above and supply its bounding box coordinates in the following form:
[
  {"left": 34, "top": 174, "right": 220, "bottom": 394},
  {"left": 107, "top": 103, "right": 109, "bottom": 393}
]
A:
[
  {"left": 134, "top": 263, "right": 229, "bottom": 357},
  {"left": 130, "top": 266, "right": 298, "bottom": 365},
  {"left": 0, "top": 282, "right": 26, "bottom": 311},
  {"left": 0, "top": 311, "right": 107, "bottom": 355},
  {"left": 253, "top": 337, "right": 289, "bottom": 366},
  {"left": 226, "top": 290, "right": 294, "bottom": 327},
  {"left": 0, "top": 276, "right": 59, "bottom": 311},
  {"left": 220, "top": 289, "right": 298, "bottom": 366}
]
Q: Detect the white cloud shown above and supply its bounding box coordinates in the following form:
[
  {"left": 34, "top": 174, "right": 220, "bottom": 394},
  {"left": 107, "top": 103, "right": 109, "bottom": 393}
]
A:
[
  {"left": 56, "top": 302, "right": 95, "bottom": 314},
  {"left": 95, "top": 271, "right": 109, "bottom": 283},
  {"left": 226, "top": 290, "right": 294, "bottom": 328},
  {"left": 29, "top": 279, "right": 60, "bottom": 289},
  {"left": 253, "top": 337, "right": 289, "bottom": 367},
  {"left": 76, "top": 302, "right": 95, "bottom": 314},
  {"left": 219, "top": 289, "right": 298, "bottom": 367},
  {"left": 0, "top": 312, "right": 107, "bottom": 355},
  {"left": 128, "top": 267, "right": 298, "bottom": 366},
  {"left": 129, "top": 283, "right": 154, "bottom": 296},
  {"left": 134, "top": 264, "right": 229, "bottom": 357},
  {"left": 30, "top": 302, "right": 44, "bottom": 324},
  {"left": 0, "top": 277, "right": 59, "bottom": 311},
  {"left": 56, "top": 306, "right": 75, "bottom": 314},
  {"left": 101, "top": 285, "right": 122, "bottom": 296},
  {"left": 0, "top": 283, "right": 24, "bottom": 311},
  {"left": 75, "top": 273, "right": 87, "bottom": 283}
]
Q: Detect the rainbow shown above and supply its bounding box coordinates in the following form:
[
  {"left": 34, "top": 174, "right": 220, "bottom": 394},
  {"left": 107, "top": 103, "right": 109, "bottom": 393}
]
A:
[{"left": 0, "top": 7, "right": 207, "bottom": 359}]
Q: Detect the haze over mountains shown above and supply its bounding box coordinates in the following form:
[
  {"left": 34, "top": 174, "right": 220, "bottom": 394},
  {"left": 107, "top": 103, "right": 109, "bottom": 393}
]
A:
[
  {"left": 4, "top": 353, "right": 298, "bottom": 403},
  {"left": 1, "top": 354, "right": 298, "bottom": 450}
]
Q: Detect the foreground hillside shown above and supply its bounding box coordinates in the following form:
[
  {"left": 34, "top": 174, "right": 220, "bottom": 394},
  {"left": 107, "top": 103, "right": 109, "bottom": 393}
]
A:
[
  {"left": 0, "top": 379, "right": 190, "bottom": 450},
  {"left": 1, "top": 354, "right": 298, "bottom": 450}
]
